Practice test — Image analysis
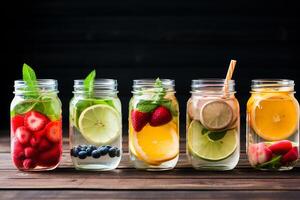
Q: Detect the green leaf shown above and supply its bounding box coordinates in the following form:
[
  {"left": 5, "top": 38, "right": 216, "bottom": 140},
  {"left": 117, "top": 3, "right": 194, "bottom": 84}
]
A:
[
  {"left": 83, "top": 70, "right": 96, "bottom": 96},
  {"left": 153, "top": 78, "right": 166, "bottom": 101},
  {"left": 11, "top": 100, "right": 37, "bottom": 116},
  {"left": 34, "top": 95, "right": 61, "bottom": 121},
  {"left": 160, "top": 100, "right": 178, "bottom": 117},
  {"left": 256, "top": 155, "right": 282, "bottom": 170},
  {"left": 22, "top": 63, "right": 38, "bottom": 95},
  {"left": 136, "top": 100, "right": 159, "bottom": 113},
  {"left": 208, "top": 130, "right": 227, "bottom": 141}
]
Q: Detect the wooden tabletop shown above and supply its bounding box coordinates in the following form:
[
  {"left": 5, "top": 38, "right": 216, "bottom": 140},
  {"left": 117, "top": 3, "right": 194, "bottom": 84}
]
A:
[{"left": 1, "top": 135, "right": 300, "bottom": 200}]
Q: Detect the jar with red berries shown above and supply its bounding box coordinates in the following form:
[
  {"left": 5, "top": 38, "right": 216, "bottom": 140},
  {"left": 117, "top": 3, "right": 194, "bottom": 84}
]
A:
[{"left": 11, "top": 79, "right": 62, "bottom": 171}]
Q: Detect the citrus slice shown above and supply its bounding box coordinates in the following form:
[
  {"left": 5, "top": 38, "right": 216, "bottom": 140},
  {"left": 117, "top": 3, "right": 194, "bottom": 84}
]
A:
[
  {"left": 132, "top": 121, "right": 179, "bottom": 165},
  {"left": 200, "top": 100, "right": 233, "bottom": 130},
  {"left": 78, "top": 104, "right": 121, "bottom": 145},
  {"left": 250, "top": 93, "right": 298, "bottom": 141},
  {"left": 188, "top": 120, "right": 237, "bottom": 161}
]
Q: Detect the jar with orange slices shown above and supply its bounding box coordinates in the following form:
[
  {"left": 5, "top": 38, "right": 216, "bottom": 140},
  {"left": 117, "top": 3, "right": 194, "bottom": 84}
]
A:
[
  {"left": 187, "top": 79, "right": 240, "bottom": 170},
  {"left": 247, "top": 79, "right": 299, "bottom": 171},
  {"left": 129, "top": 78, "right": 179, "bottom": 170}
]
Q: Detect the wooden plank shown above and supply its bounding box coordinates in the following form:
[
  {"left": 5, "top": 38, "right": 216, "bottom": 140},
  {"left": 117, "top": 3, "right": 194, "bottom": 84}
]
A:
[{"left": 1, "top": 190, "right": 300, "bottom": 200}]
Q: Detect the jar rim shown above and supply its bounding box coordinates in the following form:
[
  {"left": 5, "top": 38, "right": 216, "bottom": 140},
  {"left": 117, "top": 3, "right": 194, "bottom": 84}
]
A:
[
  {"left": 14, "top": 79, "right": 58, "bottom": 94},
  {"left": 132, "top": 79, "right": 175, "bottom": 93},
  {"left": 251, "top": 79, "right": 294, "bottom": 91},
  {"left": 191, "top": 79, "right": 235, "bottom": 93},
  {"left": 73, "top": 79, "right": 118, "bottom": 94}
]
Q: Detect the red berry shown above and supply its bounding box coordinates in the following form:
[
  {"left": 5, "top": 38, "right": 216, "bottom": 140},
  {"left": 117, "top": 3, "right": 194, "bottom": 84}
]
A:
[
  {"left": 281, "top": 147, "right": 299, "bottom": 165},
  {"left": 11, "top": 115, "right": 24, "bottom": 134},
  {"left": 131, "top": 110, "right": 151, "bottom": 132},
  {"left": 12, "top": 138, "right": 25, "bottom": 168},
  {"left": 45, "top": 121, "right": 62, "bottom": 143},
  {"left": 15, "top": 126, "right": 32, "bottom": 145},
  {"left": 256, "top": 143, "right": 273, "bottom": 164},
  {"left": 23, "top": 159, "right": 36, "bottom": 170},
  {"left": 269, "top": 140, "right": 293, "bottom": 155},
  {"left": 149, "top": 106, "right": 172, "bottom": 127},
  {"left": 24, "top": 111, "right": 48, "bottom": 132},
  {"left": 38, "top": 138, "right": 52, "bottom": 152},
  {"left": 37, "top": 145, "right": 61, "bottom": 167},
  {"left": 24, "top": 147, "right": 38, "bottom": 158},
  {"left": 30, "top": 137, "right": 39, "bottom": 148}
]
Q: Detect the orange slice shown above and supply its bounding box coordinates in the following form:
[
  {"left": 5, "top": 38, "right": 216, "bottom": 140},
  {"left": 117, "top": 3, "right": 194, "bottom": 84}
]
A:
[
  {"left": 132, "top": 121, "right": 179, "bottom": 165},
  {"left": 250, "top": 93, "right": 299, "bottom": 141}
]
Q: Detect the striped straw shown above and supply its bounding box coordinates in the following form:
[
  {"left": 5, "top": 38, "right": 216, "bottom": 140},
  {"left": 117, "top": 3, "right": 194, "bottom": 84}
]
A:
[{"left": 224, "top": 59, "right": 237, "bottom": 93}]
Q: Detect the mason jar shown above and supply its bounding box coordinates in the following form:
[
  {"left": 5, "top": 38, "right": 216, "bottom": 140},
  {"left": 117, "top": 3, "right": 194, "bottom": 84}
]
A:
[
  {"left": 69, "top": 79, "right": 122, "bottom": 171},
  {"left": 129, "top": 79, "right": 179, "bottom": 170},
  {"left": 11, "top": 79, "right": 62, "bottom": 171},
  {"left": 186, "top": 79, "right": 240, "bottom": 170},
  {"left": 247, "top": 79, "right": 299, "bottom": 171}
]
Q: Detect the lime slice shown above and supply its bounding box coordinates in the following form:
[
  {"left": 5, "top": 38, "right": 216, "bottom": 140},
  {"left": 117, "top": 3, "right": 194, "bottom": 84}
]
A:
[
  {"left": 200, "top": 100, "right": 233, "bottom": 131},
  {"left": 188, "top": 120, "right": 237, "bottom": 161},
  {"left": 78, "top": 104, "right": 121, "bottom": 145}
]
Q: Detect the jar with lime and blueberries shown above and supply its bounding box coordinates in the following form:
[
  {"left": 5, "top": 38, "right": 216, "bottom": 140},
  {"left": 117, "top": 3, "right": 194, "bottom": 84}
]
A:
[
  {"left": 186, "top": 79, "right": 240, "bottom": 170},
  {"left": 69, "top": 70, "right": 122, "bottom": 171},
  {"left": 11, "top": 64, "right": 62, "bottom": 171}
]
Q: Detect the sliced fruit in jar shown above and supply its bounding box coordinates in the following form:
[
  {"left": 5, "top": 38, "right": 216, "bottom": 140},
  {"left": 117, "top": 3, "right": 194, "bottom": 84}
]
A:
[
  {"left": 24, "top": 111, "right": 49, "bottom": 132},
  {"left": 281, "top": 147, "right": 299, "bottom": 165},
  {"left": 250, "top": 94, "right": 298, "bottom": 141},
  {"left": 149, "top": 106, "right": 172, "bottom": 127},
  {"left": 131, "top": 110, "right": 150, "bottom": 132},
  {"left": 45, "top": 121, "right": 62, "bottom": 143},
  {"left": 78, "top": 104, "right": 121, "bottom": 145},
  {"left": 268, "top": 140, "right": 293, "bottom": 155},
  {"left": 11, "top": 115, "right": 24, "bottom": 133},
  {"left": 200, "top": 100, "right": 233, "bottom": 131},
  {"left": 132, "top": 122, "right": 179, "bottom": 165},
  {"left": 188, "top": 120, "right": 237, "bottom": 161},
  {"left": 16, "top": 126, "right": 31, "bottom": 145}
]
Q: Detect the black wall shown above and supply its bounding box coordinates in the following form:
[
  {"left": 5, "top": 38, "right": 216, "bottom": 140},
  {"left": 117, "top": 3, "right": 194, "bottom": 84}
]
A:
[{"left": 1, "top": 0, "right": 300, "bottom": 135}]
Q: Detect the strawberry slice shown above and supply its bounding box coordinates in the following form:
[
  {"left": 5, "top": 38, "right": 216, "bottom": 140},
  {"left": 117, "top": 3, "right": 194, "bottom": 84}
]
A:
[
  {"left": 24, "top": 147, "right": 38, "bottom": 159},
  {"left": 256, "top": 143, "right": 273, "bottom": 164},
  {"left": 24, "top": 111, "right": 48, "bottom": 132},
  {"left": 269, "top": 140, "right": 293, "bottom": 155},
  {"left": 131, "top": 110, "right": 151, "bottom": 132},
  {"left": 15, "top": 126, "right": 32, "bottom": 145},
  {"left": 281, "top": 147, "right": 299, "bottom": 165},
  {"left": 23, "top": 159, "right": 36, "bottom": 170},
  {"left": 38, "top": 138, "right": 52, "bottom": 152},
  {"left": 37, "top": 145, "right": 61, "bottom": 167},
  {"left": 12, "top": 138, "right": 25, "bottom": 168},
  {"left": 11, "top": 115, "right": 24, "bottom": 134},
  {"left": 149, "top": 106, "right": 172, "bottom": 127},
  {"left": 45, "top": 121, "right": 62, "bottom": 143}
]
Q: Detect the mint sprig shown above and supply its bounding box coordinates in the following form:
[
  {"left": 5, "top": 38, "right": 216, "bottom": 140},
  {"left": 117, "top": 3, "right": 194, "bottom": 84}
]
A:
[
  {"left": 83, "top": 70, "right": 96, "bottom": 97},
  {"left": 22, "top": 63, "right": 38, "bottom": 95}
]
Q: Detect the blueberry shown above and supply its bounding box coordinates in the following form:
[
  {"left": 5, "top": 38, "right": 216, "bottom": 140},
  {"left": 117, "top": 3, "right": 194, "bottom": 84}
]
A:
[
  {"left": 98, "top": 146, "right": 109, "bottom": 156},
  {"left": 105, "top": 145, "right": 112, "bottom": 149},
  {"left": 74, "top": 147, "right": 81, "bottom": 156},
  {"left": 70, "top": 148, "right": 77, "bottom": 157},
  {"left": 86, "top": 148, "right": 93, "bottom": 156},
  {"left": 80, "top": 145, "right": 88, "bottom": 151},
  {"left": 78, "top": 151, "right": 87, "bottom": 159},
  {"left": 108, "top": 147, "right": 117, "bottom": 158},
  {"left": 91, "top": 150, "right": 101, "bottom": 158},
  {"left": 116, "top": 149, "right": 121, "bottom": 157}
]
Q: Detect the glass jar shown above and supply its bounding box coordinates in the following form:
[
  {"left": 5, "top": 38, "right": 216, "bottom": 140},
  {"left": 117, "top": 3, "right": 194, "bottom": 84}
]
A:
[
  {"left": 186, "top": 79, "right": 240, "bottom": 170},
  {"left": 247, "top": 79, "right": 299, "bottom": 171},
  {"left": 10, "top": 79, "right": 62, "bottom": 171},
  {"left": 129, "top": 79, "right": 179, "bottom": 170},
  {"left": 69, "top": 79, "right": 122, "bottom": 171}
]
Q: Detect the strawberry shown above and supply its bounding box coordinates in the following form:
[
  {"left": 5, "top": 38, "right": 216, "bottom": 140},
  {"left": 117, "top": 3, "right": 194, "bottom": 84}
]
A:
[
  {"left": 24, "top": 111, "right": 48, "bottom": 132},
  {"left": 149, "top": 106, "right": 172, "bottom": 127},
  {"left": 37, "top": 145, "right": 61, "bottom": 167},
  {"left": 24, "top": 147, "right": 38, "bottom": 159},
  {"left": 256, "top": 143, "right": 273, "bottom": 164},
  {"left": 38, "top": 138, "right": 52, "bottom": 152},
  {"left": 131, "top": 110, "right": 151, "bottom": 132},
  {"left": 269, "top": 140, "right": 293, "bottom": 155},
  {"left": 12, "top": 138, "right": 25, "bottom": 168},
  {"left": 30, "top": 137, "right": 40, "bottom": 148},
  {"left": 15, "top": 126, "right": 32, "bottom": 145},
  {"left": 281, "top": 147, "right": 299, "bottom": 165},
  {"left": 11, "top": 115, "right": 24, "bottom": 134},
  {"left": 45, "top": 121, "right": 62, "bottom": 143},
  {"left": 12, "top": 155, "right": 24, "bottom": 168},
  {"left": 23, "top": 159, "right": 36, "bottom": 170},
  {"left": 248, "top": 143, "right": 258, "bottom": 166}
]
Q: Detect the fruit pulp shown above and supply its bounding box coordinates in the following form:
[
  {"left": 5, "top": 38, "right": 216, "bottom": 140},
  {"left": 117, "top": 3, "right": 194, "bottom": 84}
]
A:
[
  {"left": 69, "top": 97, "right": 122, "bottom": 171},
  {"left": 186, "top": 96, "right": 240, "bottom": 170},
  {"left": 129, "top": 95, "right": 179, "bottom": 170},
  {"left": 11, "top": 98, "right": 62, "bottom": 171},
  {"left": 247, "top": 91, "right": 299, "bottom": 170}
]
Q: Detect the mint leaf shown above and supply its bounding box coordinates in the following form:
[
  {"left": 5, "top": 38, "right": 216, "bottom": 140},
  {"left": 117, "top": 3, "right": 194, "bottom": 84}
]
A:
[
  {"left": 11, "top": 100, "right": 37, "bottom": 116},
  {"left": 160, "top": 100, "right": 178, "bottom": 116},
  {"left": 34, "top": 95, "right": 61, "bottom": 121},
  {"left": 83, "top": 70, "right": 96, "bottom": 96},
  {"left": 153, "top": 78, "right": 166, "bottom": 101},
  {"left": 208, "top": 130, "right": 227, "bottom": 141},
  {"left": 256, "top": 155, "right": 282, "bottom": 169},
  {"left": 22, "top": 63, "right": 38, "bottom": 95},
  {"left": 136, "top": 100, "right": 159, "bottom": 113}
]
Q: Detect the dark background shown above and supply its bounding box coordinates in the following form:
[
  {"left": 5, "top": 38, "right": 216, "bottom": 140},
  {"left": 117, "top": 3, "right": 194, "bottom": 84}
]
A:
[{"left": 1, "top": 0, "right": 300, "bottom": 136}]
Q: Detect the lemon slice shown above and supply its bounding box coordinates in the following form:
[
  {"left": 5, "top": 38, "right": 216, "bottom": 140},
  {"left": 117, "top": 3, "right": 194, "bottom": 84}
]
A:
[
  {"left": 200, "top": 100, "right": 233, "bottom": 131},
  {"left": 78, "top": 104, "right": 121, "bottom": 145},
  {"left": 188, "top": 120, "right": 237, "bottom": 161},
  {"left": 250, "top": 93, "right": 298, "bottom": 141}
]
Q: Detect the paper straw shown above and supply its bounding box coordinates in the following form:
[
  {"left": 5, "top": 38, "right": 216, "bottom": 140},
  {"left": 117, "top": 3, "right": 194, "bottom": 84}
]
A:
[{"left": 224, "top": 60, "right": 237, "bottom": 93}]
